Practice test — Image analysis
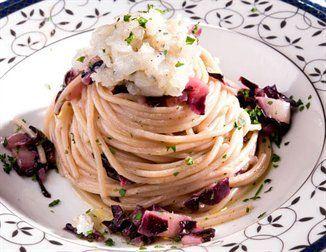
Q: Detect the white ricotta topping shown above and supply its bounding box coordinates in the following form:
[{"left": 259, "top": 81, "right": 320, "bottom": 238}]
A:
[
  {"left": 72, "top": 8, "right": 203, "bottom": 96},
  {"left": 73, "top": 213, "right": 94, "bottom": 236}
]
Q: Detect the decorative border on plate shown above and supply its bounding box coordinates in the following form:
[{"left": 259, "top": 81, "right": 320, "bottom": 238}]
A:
[{"left": 0, "top": 1, "right": 325, "bottom": 251}]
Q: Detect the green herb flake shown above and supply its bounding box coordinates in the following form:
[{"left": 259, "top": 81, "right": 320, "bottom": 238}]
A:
[
  {"left": 245, "top": 106, "right": 262, "bottom": 124},
  {"left": 135, "top": 212, "right": 142, "bottom": 221},
  {"left": 271, "top": 153, "right": 281, "bottom": 163},
  {"left": 48, "top": 199, "right": 61, "bottom": 207},
  {"left": 267, "top": 101, "right": 273, "bottom": 105},
  {"left": 139, "top": 245, "right": 147, "bottom": 251},
  {"left": 243, "top": 198, "right": 249, "bottom": 203},
  {"left": 163, "top": 49, "right": 168, "bottom": 56},
  {"left": 174, "top": 236, "right": 181, "bottom": 242},
  {"left": 173, "top": 171, "right": 179, "bottom": 176},
  {"left": 284, "top": 141, "right": 290, "bottom": 146},
  {"left": 222, "top": 154, "right": 227, "bottom": 159},
  {"left": 155, "top": 8, "right": 167, "bottom": 14},
  {"left": 123, "top": 14, "right": 131, "bottom": 22},
  {"left": 185, "top": 157, "right": 194, "bottom": 165},
  {"left": 175, "top": 61, "right": 184, "bottom": 67},
  {"left": 186, "top": 36, "right": 196, "bottom": 45},
  {"left": 0, "top": 153, "right": 16, "bottom": 174},
  {"left": 166, "top": 145, "right": 176, "bottom": 152},
  {"left": 76, "top": 56, "right": 85, "bottom": 63},
  {"left": 15, "top": 125, "right": 22, "bottom": 133},
  {"left": 64, "top": 149, "right": 69, "bottom": 154},
  {"left": 109, "top": 147, "right": 116, "bottom": 154},
  {"left": 138, "top": 17, "right": 148, "bottom": 28},
  {"left": 264, "top": 178, "right": 271, "bottom": 184},
  {"left": 251, "top": 7, "right": 258, "bottom": 13},
  {"left": 299, "top": 105, "right": 305, "bottom": 112},
  {"left": 254, "top": 184, "right": 264, "bottom": 197},
  {"left": 105, "top": 238, "right": 115, "bottom": 247},
  {"left": 192, "top": 23, "right": 199, "bottom": 34},
  {"left": 308, "top": 95, "right": 312, "bottom": 100},
  {"left": 258, "top": 212, "right": 266, "bottom": 219},
  {"left": 86, "top": 209, "right": 91, "bottom": 214},
  {"left": 154, "top": 245, "right": 164, "bottom": 248},
  {"left": 125, "top": 32, "right": 135, "bottom": 45},
  {"left": 306, "top": 102, "right": 311, "bottom": 109},
  {"left": 119, "top": 188, "right": 126, "bottom": 197},
  {"left": 246, "top": 207, "right": 250, "bottom": 213},
  {"left": 86, "top": 230, "right": 93, "bottom": 236},
  {"left": 2, "top": 138, "right": 8, "bottom": 147}
]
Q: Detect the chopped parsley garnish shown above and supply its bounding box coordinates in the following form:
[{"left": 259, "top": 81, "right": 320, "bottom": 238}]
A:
[
  {"left": 222, "top": 154, "right": 227, "bottom": 159},
  {"left": 2, "top": 137, "right": 8, "bottom": 147},
  {"left": 271, "top": 153, "right": 281, "bottom": 163},
  {"left": 135, "top": 212, "right": 142, "bottom": 220},
  {"left": 306, "top": 102, "right": 311, "bottom": 109},
  {"left": 299, "top": 106, "right": 304, "bottom": 112},
  {"left": 192, "top": 23, "right": 199, "bottom": 34},
  {"left": 86, "top": 209, "right": 91, "bottom": 214},
  {"left": 163, "top": 50, "right": 168, "bottom": 56},
  {"left": 155, "top": 8, "right": 167, "bottom": 14},
  {"left": 119, "top": 188, "right": 126, "bottom": 197},
  {"left": 105, "top": 238, "right": 115, "bottom": 246},
  {"left": 254, "top": 184, "right": 263, "bottom": 198},
  {"left": 125, "top": 32, "right": 135, "bottom": 45},
  {"left": 139, "top": 246, "right": 147, "bottom": 250},
  {"left": 186, "top": 36, "right": 196, "bottom": 45},
  {"left": 246, "top": 207, "right": 250, "bottom": 213},
  {"left": 251, "top": 7, "right": 258, "bottom": 13},
  {"left": 234, "top": 121, "right": 242, "bottom": 130},
  {"left": 138, "top": 17, "right": 148, "bottom": 28},
  {"left": 239, "top": 89, "right": 250, "bottom": 98},
  {"left": 86, "top": 230, "right": 93, "bottom": 235},
  {"left": 308, "top": 95, "right": 312, "bottom": 100},
  {"left": 102, "top": 48, "right": 106, "bottom": 53},
  {"left": 185, "top": 157, "right": 194, "bottom": 165},
  {"left": 267, "top": 101, "right": 273, "bottom": 105},
  {"left": 166, "top": 145, "right": 176, "bottom": 152},
  {"left": 64, "top": 149, "right": 69, "bottom": 154},
  {"left": 76, "top": 56, "right": 85, "bottom": 63},
  {"left": 175, "top": 61, "right": 184, "bottom": 67},
  {"left": 245, "top": 106, "right": 262, "bottom": 124},
  {"left": 284, "top": 141, "right": 290, "bottom": 146},
  {"left": 15, "top": 125, "right": 22, "bottom": 133},
  {"left": 264, "top": 178, "right": 271, "bottom": 184},
  {"left": 173, "top": 171, "right": 179, "bottom": 176},
  {"left": 109, "top": 147, "right": 116, "bottom": 154},
  {"left": 49, "top": 199, "right": 61, "bottom": 207},
  {"left": 154, "top": 245, "right": 164, "bottom": 248},
  {"left": 174, "top": 236, "right": 181, "bottom": 242},
  {"left": 123, "top": 14, "right": 131, "bottom": 22},
  {"left": 0, "top": 154, "right": 16, "bottom": 174}
]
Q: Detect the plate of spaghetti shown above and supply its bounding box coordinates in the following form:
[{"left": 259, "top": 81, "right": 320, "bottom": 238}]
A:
[{"left": 0, "top": 3, "right": 325, "bottom": 251}]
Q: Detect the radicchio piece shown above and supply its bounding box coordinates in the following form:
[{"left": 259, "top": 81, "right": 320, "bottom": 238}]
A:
[
  {"left": 184, "top": 77, "right": 208, "bottom": 115},
  {"left": 6, "top": 133, "right": 32, "bottom": 149},
  {"left": 138, "top": 211, "right": 168, "bottom": 236},
  {"left": 237, "top": 76, "right": 297, "bottom": 145},
  {"left": 101, "top": 154, "right": 133, "bottom": 186},
  {"left": 64, "top": 68, "right": 79, "bottom": 86},
  {"left": 81, "top": 58, "right": 103, "bottom": 85},
  {"left": 64, "top": 223, "right": 103, "bottom": 242},
  {"left": 181, "top": 228, "right": 215, "bottom": 245},
  {"left": 102, "top": 205, "right": 215, "bottom": 246},
  {"left": 184, "top": 178, "right": 230, "bottom": 211},
  {"left": 2, "top": 125, "right": 56, "bottom": 197}
]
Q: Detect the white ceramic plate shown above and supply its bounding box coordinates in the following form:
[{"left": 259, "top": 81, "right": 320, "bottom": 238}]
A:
[{"left": 0, "top": 1, "right": 325, "bottom": 251}]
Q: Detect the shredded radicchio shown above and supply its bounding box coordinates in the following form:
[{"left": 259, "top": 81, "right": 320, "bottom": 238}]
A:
[
  {"left": 237, "top": 77, "right": 298, "bottom": 146},
  {"left": 1, "top": 125, "right": 56, "bottom": 197},
  {"left": 102, "top": 205, "right": 215, "bottom": 246},
  {"left": 101, "top": 154, "right": 133, "bottom": 187},
  {"left": 64, "top": 223, "right": 103, "bottom": 242},
  {"left": 144, "top": 77, "right": 208, "bottom": 115},
  {"left": 184, "top": 178, "right": 230, "bottom": 211}
]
